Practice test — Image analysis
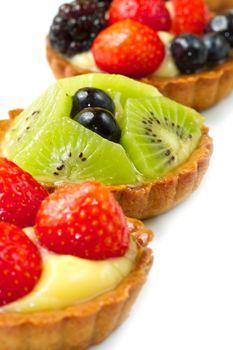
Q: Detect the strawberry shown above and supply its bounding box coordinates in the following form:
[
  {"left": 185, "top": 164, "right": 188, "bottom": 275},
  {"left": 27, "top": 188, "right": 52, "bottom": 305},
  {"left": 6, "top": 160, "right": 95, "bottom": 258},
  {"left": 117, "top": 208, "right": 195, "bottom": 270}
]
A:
[
  {"left": 92, "top": 19, "right": 165, "bottom": 78},
  {"left": 0, "top": 157, "right": 48, "bottom": 228},
  {"left": 0, "top": 222, "right": 42, "bottom": 306},
  {"left": 171, "top": 0, "right": 210, "bottom": 35},
  {"left": 35, "top": 182, "right": 129, "bottom": 260},
  {"left": 108, "top": 0, "right": 171, "bottom": 32}
]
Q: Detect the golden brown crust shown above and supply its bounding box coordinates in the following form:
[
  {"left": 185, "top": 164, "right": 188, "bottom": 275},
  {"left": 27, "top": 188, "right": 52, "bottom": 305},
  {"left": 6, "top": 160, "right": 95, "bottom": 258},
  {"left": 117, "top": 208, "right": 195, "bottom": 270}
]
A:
[
  {"left": 0, "top": 218, "right": 153, "bottom": 350},
  {"left": 205, "top": 0, "right": 233, "bottom": 11},
  {"left": 46, "top": 43, "right": 233, "bottom": 111},
  {"left": 0, "top": 115, "right": 213, "bottom": 219}
]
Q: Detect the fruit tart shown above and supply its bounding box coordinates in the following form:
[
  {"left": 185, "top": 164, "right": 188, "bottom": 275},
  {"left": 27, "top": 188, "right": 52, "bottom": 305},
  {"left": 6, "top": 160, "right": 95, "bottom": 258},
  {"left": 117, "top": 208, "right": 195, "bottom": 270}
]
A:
[
  {"left": 0, "top": 168, "right": 153, "bottom": 350},
  {"left": 0, "top": 74, "right": 213, "bottom": 219},
  {"left": 46, "top": 0, "right": 233, "bottom": 111}
]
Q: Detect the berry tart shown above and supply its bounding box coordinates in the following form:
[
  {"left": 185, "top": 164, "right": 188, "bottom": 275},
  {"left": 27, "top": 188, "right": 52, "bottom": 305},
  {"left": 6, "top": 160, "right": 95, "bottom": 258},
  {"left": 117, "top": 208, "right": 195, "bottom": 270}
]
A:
[
  {"left": 46, "top": 0, "right": 233, "bottom": 111},
  {"left": 0, "top": 74, "right": 213, "bottom": 219},
  {"left": 0, "top": 168, "right": 153, "bottom": 350}
]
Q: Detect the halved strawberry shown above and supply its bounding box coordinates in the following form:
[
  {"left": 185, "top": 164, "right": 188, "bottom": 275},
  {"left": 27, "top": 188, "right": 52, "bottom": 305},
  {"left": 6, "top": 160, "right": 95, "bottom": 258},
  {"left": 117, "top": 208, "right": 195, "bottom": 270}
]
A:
[
  {"left": 0, "top": 157, "right": 48, "bottom": 228},
  {"left": 171, "top": 0, "right": 210, "bottom": 35},
  {"left": 35, "top": 182, "right": 129, "bottom": 260},
  {"left": 0, "top": 222, "right": 42, "bottom": 306},
  {"left": 92, "top": 19, "right": 165, "bottom": 78},
  {"left": 108, "top": 0, "right": 171, "bottom": 32}
]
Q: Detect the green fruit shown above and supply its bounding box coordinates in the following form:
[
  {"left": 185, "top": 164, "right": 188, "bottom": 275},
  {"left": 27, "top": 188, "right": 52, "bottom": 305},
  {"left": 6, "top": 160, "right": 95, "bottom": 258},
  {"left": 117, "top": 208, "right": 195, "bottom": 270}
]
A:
[
  {"left": 121, "top": 96, "right": 204, "bottom": 179},
  {"left": 13, "top": 117, "right": 137, "bottom": 186},
  {"left": 4, "top": 84, "right": 72, "bottom": 159},
  {"left": 58, "top": 73, "right": 161, "bottom": 127}
]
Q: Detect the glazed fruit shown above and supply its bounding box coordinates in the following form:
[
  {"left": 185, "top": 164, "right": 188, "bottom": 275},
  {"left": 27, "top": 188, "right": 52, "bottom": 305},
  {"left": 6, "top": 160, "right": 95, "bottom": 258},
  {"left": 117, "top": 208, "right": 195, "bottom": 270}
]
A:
[
  {"left": 49, "top": 0, "right": 107, "bottom": 57},
  {"left": 205, "top": 14, "right": 233, "bottom": 48},
  {"left": 58, "top": 73, "right": 161, "bottom": 106},
  {"left": 74, "top": 108, "right": 121, "bottom": 142},
  {"left": 7, "top": 116, "right": 137, "bottom": 185},
  {"left": 171, "top": 34, "right": 208, "bottom": 74},
  {"left": 121, "top": 96, "right": 204, "bottom": 178},
  {"left": 171, "top": 0, "right": 209, "bottom": 35},
  {"left": 92, "top": 19, "right": 165, "bottom": 78},
  {"left": 3, "top": 84, "right": 72, "bottom": 160},
  {"left": 0, "top": 222, "right": 42, "bottom": 306},
  {"left": 203, "top": 33, "right": 231, "bottom": 64},
  {"left": 71, "top": 87, "right": 115, "bottom": 117},
  {"left": 0, "top": 157, "right": 48, "bottom": 227},
  {"left": 3, "top": 74, "right": 161, "bottom": 186},
  {"left": 35, "top": 182, "right": 129, "bottom": 260},
  {"left": 108, "top": 0, "right": 171, "bottom": 32}
]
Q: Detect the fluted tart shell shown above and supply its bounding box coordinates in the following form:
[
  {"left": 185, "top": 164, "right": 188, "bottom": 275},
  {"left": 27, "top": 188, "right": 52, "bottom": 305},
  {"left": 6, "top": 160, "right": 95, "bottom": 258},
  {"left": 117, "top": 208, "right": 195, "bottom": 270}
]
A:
[
  {"left": 46, "top": 43, "right": 233, "bottom": 111},
  {"left": 0, "top": 218, "right": 153, "bottom": 350},
  {"left": 0, "top": 109, "right": 213, "bottom": 220}
]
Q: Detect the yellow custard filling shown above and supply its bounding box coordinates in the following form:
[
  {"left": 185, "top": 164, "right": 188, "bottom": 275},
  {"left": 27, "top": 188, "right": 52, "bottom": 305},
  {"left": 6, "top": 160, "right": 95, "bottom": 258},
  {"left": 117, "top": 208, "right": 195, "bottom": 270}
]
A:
[{"left": 2, "top": 229, "right": 137, "bottom": 313}]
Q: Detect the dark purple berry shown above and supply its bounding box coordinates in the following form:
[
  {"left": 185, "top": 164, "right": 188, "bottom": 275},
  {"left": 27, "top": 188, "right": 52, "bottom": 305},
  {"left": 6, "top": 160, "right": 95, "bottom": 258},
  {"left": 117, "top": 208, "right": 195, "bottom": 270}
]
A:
[
  {"left": 171, "top": 34, "right": 208, "bottom": 74},
  {"left": 205, "top": 14, "right": 233, "bottom": 48},
  {"left": 203, "top": 33, "right": 231, "bottom": 65},
  {"left": 74, "top": 108, "right": 121, "bottom": 143},
  {"left": 71, "top": 88, "right": 115, "bottom": 118},
  {"left": 49, "top": 0, "right": 107, "bottom": 57}
]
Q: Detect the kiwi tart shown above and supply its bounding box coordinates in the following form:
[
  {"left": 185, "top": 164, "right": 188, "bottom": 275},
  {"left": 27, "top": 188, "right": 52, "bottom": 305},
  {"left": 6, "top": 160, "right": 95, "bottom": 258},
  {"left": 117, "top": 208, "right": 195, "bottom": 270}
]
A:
[{"left": 0, "top": 74, "right": 213, "bottom": 219}]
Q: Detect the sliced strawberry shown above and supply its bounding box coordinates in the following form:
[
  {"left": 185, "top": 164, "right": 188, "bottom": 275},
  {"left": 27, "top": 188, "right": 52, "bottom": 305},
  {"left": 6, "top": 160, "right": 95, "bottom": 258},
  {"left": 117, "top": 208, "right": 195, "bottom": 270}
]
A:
[
  {"left": 0, "top": 157, "right": 48, "bottom": 228},
  {"left": 0, "top": 222, "right": 42, "bottom": 306},
  {"left": 92, "top": 19, "right": 165, "bottom": 78},
  {"left": 171, "top": 0, "right": 210, "bottom": 35},
  {"left": 108, "top": 0, "right": 171, "bottom": 32},
  {"left": 35, "top": 182, "right": 129, "bottom": 260}
]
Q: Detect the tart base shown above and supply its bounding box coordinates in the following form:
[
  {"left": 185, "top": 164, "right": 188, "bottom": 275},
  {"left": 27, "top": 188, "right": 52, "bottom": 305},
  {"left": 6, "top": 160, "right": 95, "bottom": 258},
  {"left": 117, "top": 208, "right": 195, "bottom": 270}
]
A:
[
  {"left": 0, "top": 218, "right": 153, "bottom": 350},
  {"left": 0, "top": 113, "right": 213, "bottom": 219},
  {"left": 46, "top": 43, "right": 233, "bottom": 111}
]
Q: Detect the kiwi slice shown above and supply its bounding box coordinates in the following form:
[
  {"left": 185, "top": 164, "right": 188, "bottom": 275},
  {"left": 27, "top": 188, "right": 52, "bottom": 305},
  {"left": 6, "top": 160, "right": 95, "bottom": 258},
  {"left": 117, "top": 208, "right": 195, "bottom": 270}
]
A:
[
  {"left": 13, "top": 117, "right": 137, "bottom": 186},
  {"left": 58, "top": 73, "right": 161, "bottom": 126},
  {"left": 3, "top": 84, "right": 72, "bottom": 159},
  {"left": 121, "top": 96, "right": 204, "bottom": 179}
]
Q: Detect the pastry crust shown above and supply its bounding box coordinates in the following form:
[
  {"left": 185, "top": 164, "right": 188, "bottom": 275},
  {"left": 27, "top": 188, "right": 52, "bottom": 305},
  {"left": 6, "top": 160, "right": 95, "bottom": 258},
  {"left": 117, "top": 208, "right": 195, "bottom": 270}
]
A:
[
  {"left": 205, "top": 0, "right": 233, "bottom": 11},
  {"left": 46, "top": 43, "right": 233, "bottom": 111},
  {"left": 0, "top": 218, "right": 153, "bottom": 350},
  {"left": 0, "top": 112, "right": 213, "bottom": 220}
]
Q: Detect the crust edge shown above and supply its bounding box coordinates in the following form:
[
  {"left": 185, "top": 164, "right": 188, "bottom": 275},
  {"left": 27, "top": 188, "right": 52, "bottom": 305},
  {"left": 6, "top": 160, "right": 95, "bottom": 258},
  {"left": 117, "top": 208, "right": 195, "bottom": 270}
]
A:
[{"left": 46, "top": 43, "right": 233, "bottom": 111}]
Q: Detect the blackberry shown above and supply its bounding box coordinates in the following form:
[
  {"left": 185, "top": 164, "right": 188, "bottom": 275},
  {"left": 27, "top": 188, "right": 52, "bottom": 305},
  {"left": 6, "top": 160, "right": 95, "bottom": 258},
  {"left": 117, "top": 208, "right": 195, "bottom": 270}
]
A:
[{"left": 49, "top": 0, "right": 107, "bottom": 57}]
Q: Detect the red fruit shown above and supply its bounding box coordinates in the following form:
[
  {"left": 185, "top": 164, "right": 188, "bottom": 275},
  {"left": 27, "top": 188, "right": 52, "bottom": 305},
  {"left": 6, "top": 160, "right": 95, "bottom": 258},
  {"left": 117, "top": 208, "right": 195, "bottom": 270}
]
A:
[
  {"left": 0, "top": 157, "right": 48, "bottom": 228},
  {"left": 172, "top": 0, "right": 210, "bottom": 35},
  {"left": 35, "top": 182, "right": 129, "bottom": 260},
  {"left": 92, "top": 19, "right": 165, "bottom": 78},
  {"left": 108, "top": 0, "right": 171, "bottom": 32},
  {"left": 0, "top": 222, "right": 42, "bottom": 306}
]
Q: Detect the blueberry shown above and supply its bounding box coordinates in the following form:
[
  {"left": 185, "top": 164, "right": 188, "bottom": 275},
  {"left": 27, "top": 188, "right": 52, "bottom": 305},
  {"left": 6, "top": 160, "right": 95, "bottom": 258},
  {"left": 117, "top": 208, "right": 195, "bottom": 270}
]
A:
[
  {"left": 171, "top": 34, "right": 208, "bottom": 74},
  {"left": 71, "top": 88, "right": 115, "bottom": 118},
  {"left": 203, "top": 33, "right": 231, "bottom": 65},
  {"left": 74, "top": 108, "right": 121, "bottom": 143},
  {"left": 205, "top": 14, "right": 233, "bottom": 48}
]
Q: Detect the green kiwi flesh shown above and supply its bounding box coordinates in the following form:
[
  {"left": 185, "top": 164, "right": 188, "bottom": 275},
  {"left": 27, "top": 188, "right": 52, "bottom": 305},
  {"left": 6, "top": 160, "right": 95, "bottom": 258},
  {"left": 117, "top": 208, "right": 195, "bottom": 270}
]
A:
[
  {"left": 2, "top": 74, "right": 204, "bottom": 186},
  {"left": 58, "top": 73, "right": 161, "bottom": 127},
  {"left": 4, "top": 84, "right": 72, "bottom": 160},
  {"left": 11, "top": 117, "right": 137, "bottom": 186},
  {"left": 121, "top": 96, "right": 204, "bottom": 179}
]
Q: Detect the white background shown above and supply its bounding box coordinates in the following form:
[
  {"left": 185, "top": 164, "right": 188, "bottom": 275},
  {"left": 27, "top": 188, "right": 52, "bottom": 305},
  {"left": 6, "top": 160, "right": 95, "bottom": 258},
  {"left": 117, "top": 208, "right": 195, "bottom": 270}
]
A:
[{"left": 1, "top": 1, "right": 233, "bottom": 349}]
